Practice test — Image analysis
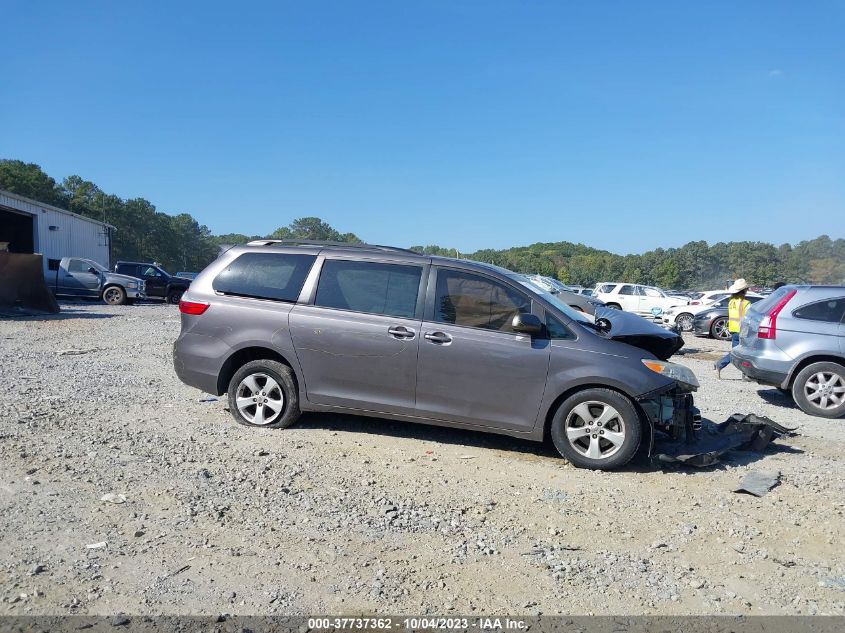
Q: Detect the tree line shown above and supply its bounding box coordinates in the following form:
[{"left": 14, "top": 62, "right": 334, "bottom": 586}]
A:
[{"left": 2, "top": 159, "right": 842, "bottom": 288}]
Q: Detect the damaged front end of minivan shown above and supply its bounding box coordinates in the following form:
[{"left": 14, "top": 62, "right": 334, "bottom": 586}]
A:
[{"left": 637, "top": 382, "right": 702, "bottom": 453}]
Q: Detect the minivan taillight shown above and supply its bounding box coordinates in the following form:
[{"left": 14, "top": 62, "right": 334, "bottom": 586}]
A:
[
  {"left": 757, "top": 289, "right": 796, "bottom": 339},
  {"left": 179, "top": 299, "right": 210, "bottom": 315}
]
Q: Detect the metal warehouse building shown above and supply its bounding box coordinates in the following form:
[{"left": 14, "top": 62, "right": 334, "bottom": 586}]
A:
[{"left": 0, "top": 189, "right": 114, "bottom": 275}]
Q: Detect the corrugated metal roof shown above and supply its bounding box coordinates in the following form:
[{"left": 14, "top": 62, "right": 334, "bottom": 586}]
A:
[{"left": 0, "top": 189, "right": 117, "bottom": 231}]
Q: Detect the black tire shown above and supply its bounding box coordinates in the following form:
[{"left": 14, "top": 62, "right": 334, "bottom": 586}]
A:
[
  {"left": 710, "top": 317, "right": 731, "bottom": 340},
  {"left": 102, "top": 285, "right": 127, "bottom": 305},
  {"left": 167, "top": 288, "right": 185, "bottom": 304},
  {"left": 675, "top": 313, "right": 694, "bottom": 332},
  {"left": 791, "top": 361, "right": 845, "bottom": 419},
  {"left": 550, "top": 388, "right": 642, "bottom": 470},
  {"left": 605, "top": 303, "right": 622, "bottom": 310},
  {"left": 227, "top": 360, "right": 301, "bottom": 429}
]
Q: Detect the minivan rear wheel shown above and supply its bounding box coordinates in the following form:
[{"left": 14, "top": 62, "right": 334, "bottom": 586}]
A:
[
  {"left": 791, "top": 362, "right": 845, "bottom": 419},
  {"left": 550, "top": 388, "right": 642, "bottom": 470},
  {"left": 227, "top": 360, "right": 301, "bottom": 429}
]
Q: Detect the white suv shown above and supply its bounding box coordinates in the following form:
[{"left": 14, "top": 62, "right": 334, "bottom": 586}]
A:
[{"left": 593, "top": 283, "right": 688, "bottom": 316}]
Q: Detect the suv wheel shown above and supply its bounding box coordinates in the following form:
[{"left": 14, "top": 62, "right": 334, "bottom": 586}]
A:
[
  {"left": 710, "top": 317, "right": 730, "bottom": 340},
  {"left": 227, "top": 360, "right": 300, "bottom": 429},
  {"left": 167, "top": 288, "right": 184, "bottom": 304},
  {"left": 550, "top": 388, "right": 642, "bottom": 470},
  {"left": 791, "top": 362, "right": 845, "bottom": 419},
  {"left": 605, "top": 303, "right": 622, "bottom": 310}
]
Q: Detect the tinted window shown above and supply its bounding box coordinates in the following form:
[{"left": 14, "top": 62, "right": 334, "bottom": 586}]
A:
[
  {"left": 141, "top": 266, "right": 162, "bottom": 277},
  {"left": 618, "top": 285, "right": 634, "bottom": 295},
  {"left": 643, "top": 287, "right": 662, "bottom": 298},
  {"left": 315, "top": 260, "right": 421, "bottom": 318},
  {"left": 213, "top": 253, "right": 316, "bottom": 302},
  {"left": 546, "top": 313, "right": 574, "bottom": 340},
  {"left": 435, "top": 269, "right": 531, "bottom": 332},
  {"left": 598, "top": 284, "right": 615, "bottom": 294},
  {"left": 793, "top": 297, "right": 845, "bottom": 323},
  {"left": 68, "top": 259, "right": 93, "bottom": 273}
]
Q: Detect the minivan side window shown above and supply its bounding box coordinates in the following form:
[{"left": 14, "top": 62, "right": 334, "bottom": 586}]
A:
[
  {"left": 315, "top": 260, "right": 422, "bottom": 318},
  {"left": 434, "top": 269, "right": 531, "bottom": 332},
  {"left": 792, "top": 298, "right": 845, "bottom": 323},
  {"left": 212, "top": 253, "right": 316, "bottom": 302}
]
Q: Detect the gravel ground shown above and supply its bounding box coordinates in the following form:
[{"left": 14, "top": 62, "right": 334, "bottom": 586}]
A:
[{"left": 1, "top": 302, "right": 843, "bottom": 615}]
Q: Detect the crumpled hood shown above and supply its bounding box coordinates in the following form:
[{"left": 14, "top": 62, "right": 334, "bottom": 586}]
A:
[{"left": 593, "top": 306, "right": 684, "bottom": 360}]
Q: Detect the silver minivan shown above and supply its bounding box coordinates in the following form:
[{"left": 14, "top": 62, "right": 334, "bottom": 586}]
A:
[
  {"left": 173, "top": 241, "right": 700, "bottom": 470},
  {"left": 732, "top": 285, "right": 845, "bottom": 418}
]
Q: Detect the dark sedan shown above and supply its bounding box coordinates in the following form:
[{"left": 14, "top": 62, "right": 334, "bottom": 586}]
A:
[{"left": 693, "top": 296, "right": 764, "bottom": 340}]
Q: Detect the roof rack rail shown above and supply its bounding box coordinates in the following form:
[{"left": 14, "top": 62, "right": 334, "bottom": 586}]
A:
[{"left": 244, "top": 239, "right": 420, "bottom": 255}]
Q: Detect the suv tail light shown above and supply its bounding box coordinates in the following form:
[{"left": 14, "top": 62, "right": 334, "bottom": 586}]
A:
[
  {"left": 179, "top": 299, "right": 210, "bottom": 315},
  {"left": 757, "top": 289, "right": 796, "bottom": 339}
]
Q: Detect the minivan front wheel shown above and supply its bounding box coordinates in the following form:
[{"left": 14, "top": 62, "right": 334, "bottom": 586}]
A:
[
  {"left": 227, "top": 360, "right": 300, "bottom": 429},
  {"left": 791, "top": 362, "right": 845, "bottom": 419},
  {"left": 550, "top": 388, "right": 642, "bottom": 470}
]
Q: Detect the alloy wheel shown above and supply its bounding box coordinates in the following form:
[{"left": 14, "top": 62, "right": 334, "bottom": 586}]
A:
[
  {"left": 564, "top": 401, "right": 626, "bottom": 460},
  {"left": 104, "top": 288, "right": 123, "bottom": 304},
  {"left": 676, "top": 314, "right": 694, "bottom": 332},
  {"left": 712, "top": 317, "right": 730, "bottom": 340},
  {"left": 804, "top": 371, "right": 845, "bottom": 411},
  {"left": 235, "top": 373, "right": 285, "bottom": 425}
]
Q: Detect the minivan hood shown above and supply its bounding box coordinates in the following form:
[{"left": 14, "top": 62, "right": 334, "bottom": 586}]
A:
[{"left": 592, "top": 306, "right": 684, "bottom": 360}]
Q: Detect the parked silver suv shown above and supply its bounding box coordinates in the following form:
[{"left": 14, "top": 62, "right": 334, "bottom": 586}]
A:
[
  {"left": 173, "top": 241, "right": 700, "bottom": 470},
  {"left": 732, "top": 285, "right": 845, "bottom": 418}
]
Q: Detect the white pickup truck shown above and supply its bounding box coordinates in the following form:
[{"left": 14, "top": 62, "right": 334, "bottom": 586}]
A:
[{"left": 45, "top": 257, "right": 146, "bottom": 305}]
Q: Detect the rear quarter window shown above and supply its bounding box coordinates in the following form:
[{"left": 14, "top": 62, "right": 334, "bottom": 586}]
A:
[
  {"left": 212, "top": 253, "right": 316, "bottom": 302},
  {"left": 792, "top": 297, "right": 845, "bottom": 323}
]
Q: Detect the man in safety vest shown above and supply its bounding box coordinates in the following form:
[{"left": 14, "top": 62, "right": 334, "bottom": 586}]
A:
[{"left": 715, "top": 278, "right": 752, "bottom": 378}]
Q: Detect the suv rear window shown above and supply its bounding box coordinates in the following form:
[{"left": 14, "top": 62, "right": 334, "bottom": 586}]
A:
[
  {"left": 315, "top": 260, "right": 422, "bottom": 318},
  {"left": 793, "top": 297, "right": 845, "bottom": 323},
  {"left": 212, "top": 253, "right": 316, "bottom": 302}
]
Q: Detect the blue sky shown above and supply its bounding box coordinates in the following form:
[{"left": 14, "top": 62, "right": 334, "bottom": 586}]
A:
[{"left": 2, "top": 1, "right": 843, "bottom": 254}]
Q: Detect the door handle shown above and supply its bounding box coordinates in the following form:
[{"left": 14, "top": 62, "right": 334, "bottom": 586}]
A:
[
  {"left": 424, "top": 331, "right": 452, "bottom": 344},
  {"left": 388, "top": 326, "right": 415, "bottom": 339}
]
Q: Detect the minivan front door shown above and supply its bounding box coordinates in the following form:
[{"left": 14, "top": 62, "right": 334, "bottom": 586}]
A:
[
  {"left": 414, "top": 268, "right": 551, "bottom": 432},
  {"left": 289, "top": 259, "right": 426, "bottom": 415}
]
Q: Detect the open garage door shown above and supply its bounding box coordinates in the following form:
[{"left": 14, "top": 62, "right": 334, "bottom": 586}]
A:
[{"left": 0, "top": 207, "right": 35, "bottom": 253}]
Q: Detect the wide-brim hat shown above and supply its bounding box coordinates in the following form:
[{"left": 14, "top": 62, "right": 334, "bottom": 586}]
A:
[{"left": 728, "top": 278, "right": 750, "bottom": 293}]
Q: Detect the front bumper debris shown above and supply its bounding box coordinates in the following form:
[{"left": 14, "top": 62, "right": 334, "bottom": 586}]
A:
[
  {"left": 651, "top": 413, "right": 797, "bottom": 468},
  {"left": 638, "top": 384, "right": 796, "bottom": 467}
]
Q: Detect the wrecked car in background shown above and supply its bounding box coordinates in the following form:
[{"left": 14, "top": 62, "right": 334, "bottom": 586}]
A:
[{"left": 174, "top": 241, "right": 698, "bottom": 470}]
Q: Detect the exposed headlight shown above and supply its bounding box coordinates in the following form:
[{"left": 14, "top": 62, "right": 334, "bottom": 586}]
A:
[
  {"left": 126, "top": 281, "right": 138, "bottom": 289},
  {"left": 642, "top": 359, "right": 699, "bottom": 389}
]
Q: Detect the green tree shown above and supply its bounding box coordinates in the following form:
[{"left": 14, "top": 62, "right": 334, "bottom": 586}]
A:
[{"left": 0, "top": 160, "right": 69, "bottom": 207}]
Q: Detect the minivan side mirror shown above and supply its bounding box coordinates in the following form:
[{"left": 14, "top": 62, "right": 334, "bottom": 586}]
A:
[{"left": 512, "top": 313, "right": 543, "bottom": 335}]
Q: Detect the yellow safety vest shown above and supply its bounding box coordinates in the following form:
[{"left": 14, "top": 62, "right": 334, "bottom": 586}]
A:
[{"left": 728, "top": 296, "right": 750, "bottom": 333}]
